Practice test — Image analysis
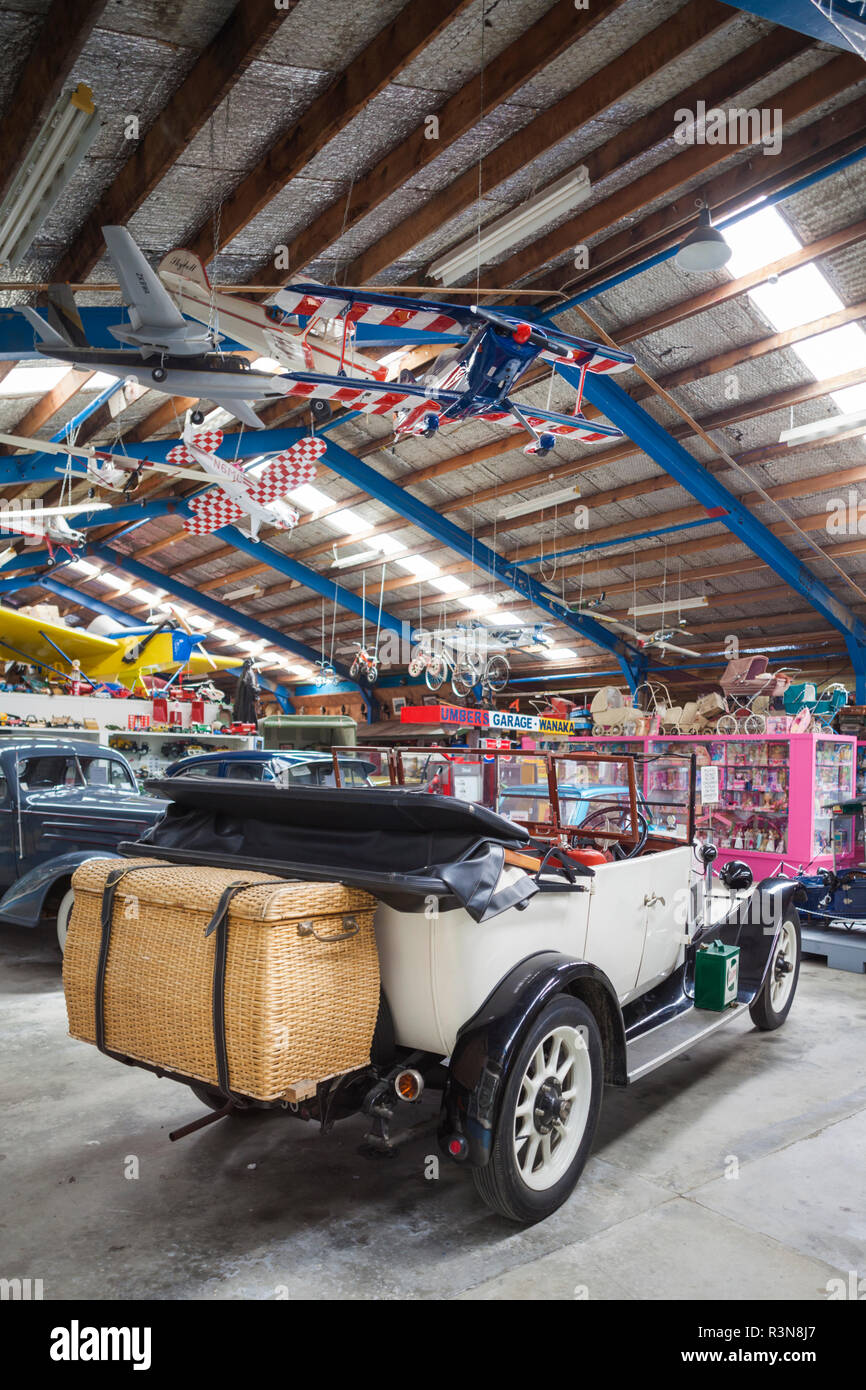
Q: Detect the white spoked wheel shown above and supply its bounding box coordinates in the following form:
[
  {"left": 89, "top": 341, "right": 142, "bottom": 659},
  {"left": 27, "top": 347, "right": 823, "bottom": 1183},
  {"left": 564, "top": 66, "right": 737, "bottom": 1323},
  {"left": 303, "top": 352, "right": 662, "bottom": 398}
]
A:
[
  {"left": 513, "top": 1025, "right": 592, "bottom": 1191},
  {"left": 473, "top": 995, "right": 602, "bottom": 1223},
  {"left": 717, "top": 714, "right": 738, "bottom": 735},
  {"left": 55, "top": 885, "right": 75, "bottom": 955},
  {"left": 750, "top": 912, "right": 801, "bottom": 1031}
]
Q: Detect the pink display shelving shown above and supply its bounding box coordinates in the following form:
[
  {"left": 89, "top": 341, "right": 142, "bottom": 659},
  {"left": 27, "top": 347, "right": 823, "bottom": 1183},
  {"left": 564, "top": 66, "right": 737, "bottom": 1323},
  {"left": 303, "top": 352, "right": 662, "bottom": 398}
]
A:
[{"left": 557, "top": 732, "right": 855, "bottom": 876}]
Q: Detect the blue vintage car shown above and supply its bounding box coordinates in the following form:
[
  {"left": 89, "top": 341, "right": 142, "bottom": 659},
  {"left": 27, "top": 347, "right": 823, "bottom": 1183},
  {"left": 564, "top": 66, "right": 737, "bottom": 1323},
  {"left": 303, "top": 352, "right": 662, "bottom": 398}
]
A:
[
  {"left": 0, "top": 739, "right": 165, "bottom": 950},
  {"left": 163, "top": 748, "right": 376, "bottom": 786}
]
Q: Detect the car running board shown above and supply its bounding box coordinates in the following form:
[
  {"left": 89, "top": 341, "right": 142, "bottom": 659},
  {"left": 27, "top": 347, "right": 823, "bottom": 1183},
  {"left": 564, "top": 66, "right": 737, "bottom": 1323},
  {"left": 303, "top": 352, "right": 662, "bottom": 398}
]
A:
[{"left": 625, "top": 1001, "right": 751, "bottom": 1083}]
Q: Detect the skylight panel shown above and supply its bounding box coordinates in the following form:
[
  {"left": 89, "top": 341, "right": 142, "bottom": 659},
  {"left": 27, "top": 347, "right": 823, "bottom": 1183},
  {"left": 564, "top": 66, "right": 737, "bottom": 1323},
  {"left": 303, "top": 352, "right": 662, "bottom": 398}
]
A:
[
  {"left": 394, "top": 555, "right": 441, "bottom": 578},
  {"left": 723, "top": 205, "right": 800, "bottom": 278}
]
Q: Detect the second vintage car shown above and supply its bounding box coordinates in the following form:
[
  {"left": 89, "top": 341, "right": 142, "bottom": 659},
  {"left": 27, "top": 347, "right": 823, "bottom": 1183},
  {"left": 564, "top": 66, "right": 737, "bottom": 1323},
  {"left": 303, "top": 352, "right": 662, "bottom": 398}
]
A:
[{"left": 0, "top": 739, "right": 165, "bottom": 950}]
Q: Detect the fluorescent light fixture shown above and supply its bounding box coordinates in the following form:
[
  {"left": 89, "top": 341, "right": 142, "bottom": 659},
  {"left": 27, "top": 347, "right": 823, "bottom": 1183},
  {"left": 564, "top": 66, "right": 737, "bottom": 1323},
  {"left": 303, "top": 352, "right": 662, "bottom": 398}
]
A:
[
  {"left": 289, "top": 663, "right": 314, "bottom": 677},
  {"left": 128, "top": 587, "right": 156, "bottom": 603},
  {"left": 543, "top": 646, "right": 577, "bottom": 661},
  {"left": 779, "top": 404, "right": 866, "bottom": 447},
  {"left": 429, "top": 166, "right": 591, "bottom": 282},
  {"left": 240, "top": 639, "right": 267, "bottom": 654},
  {"left": 628, "top": 596, "right": 708, "bottom": 617},
  {"left": 0, "top": 84, "right": 100, "bottom": 268},
  {"left": 0, "top": 546, "right": 17, "bottom": 566},
  {"left": 331, "top": 549, "right": 383, "bottom": 569},
  {"left": 500, "top": 483, "right": 582, "bottom": 520},
  {"left": 466, "top": 594, "right": 500, "bottom": 613},
  {"left": 96, "top": 575, "right": 132, "bottom": 595},
  {"left": 212, "top": 627, "right": 240, "bottom": 642},
  {"left": 222, "top": 582, "right": 264, "bottom": 601},
  {"left": 488, "top": 609, "right": 521, "bottom": 624},
  {"left": 187, "top": 613, "right": 215, "bottom": 632}
]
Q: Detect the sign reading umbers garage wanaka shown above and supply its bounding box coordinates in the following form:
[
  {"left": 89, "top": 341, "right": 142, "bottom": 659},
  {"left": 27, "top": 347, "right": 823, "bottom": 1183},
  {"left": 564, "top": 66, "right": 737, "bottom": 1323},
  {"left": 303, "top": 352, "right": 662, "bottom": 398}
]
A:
[{"left": 399, "top": 703, "right": 579, "bottom": 736}]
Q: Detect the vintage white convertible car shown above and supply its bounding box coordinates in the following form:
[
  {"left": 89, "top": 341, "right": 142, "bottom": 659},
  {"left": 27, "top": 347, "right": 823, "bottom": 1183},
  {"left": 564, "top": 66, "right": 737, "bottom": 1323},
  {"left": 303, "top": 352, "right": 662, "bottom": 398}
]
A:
[{"left": 110, "top": 750, "right": 800, "bottom": 1224}]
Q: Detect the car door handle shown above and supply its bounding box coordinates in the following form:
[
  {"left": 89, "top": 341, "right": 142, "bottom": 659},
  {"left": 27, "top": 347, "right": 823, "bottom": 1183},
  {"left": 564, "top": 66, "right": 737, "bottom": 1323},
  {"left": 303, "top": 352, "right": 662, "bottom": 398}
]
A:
[{"left": 643, "top": 893, "right": 666, "bottom": 907}]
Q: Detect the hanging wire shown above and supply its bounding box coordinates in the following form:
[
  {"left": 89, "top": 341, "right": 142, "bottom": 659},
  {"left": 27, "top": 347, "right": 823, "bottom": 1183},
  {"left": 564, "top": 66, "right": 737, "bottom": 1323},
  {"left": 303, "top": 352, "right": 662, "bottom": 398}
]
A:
[
  {"left": 474, "top": 0, "right": 487, "bottom": 307},
  {"left": 373, "top": 561, "right": 386, "bottom": 655},
  {"left": 571, "top": 300, "right": 866, "bottom": 607}
]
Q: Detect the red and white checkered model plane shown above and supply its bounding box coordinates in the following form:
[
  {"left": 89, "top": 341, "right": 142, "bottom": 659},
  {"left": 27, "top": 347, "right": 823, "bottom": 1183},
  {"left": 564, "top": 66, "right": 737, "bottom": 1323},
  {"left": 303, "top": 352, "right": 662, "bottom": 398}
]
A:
[{"left": 173, "top": 421, "right": 325, "bottom": 541}]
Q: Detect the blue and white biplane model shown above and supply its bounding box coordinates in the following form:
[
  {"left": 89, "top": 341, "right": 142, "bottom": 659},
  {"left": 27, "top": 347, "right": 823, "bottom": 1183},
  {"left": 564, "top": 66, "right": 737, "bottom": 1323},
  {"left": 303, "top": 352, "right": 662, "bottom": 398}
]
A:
[{"left": 269, "top": 284, "right": 635, "bottom": 456}]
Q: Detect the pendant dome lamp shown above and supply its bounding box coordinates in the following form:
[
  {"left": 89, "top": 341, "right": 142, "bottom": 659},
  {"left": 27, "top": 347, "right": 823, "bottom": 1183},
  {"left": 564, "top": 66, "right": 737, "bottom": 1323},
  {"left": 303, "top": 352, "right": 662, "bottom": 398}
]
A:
[{"left": 675, "top": 200, "right": 731, "bottom": 272}]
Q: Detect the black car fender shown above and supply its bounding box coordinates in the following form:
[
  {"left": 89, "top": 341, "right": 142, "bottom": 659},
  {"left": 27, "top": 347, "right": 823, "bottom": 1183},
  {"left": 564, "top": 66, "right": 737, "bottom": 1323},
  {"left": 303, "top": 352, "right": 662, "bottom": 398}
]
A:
[
  {"left": 439, "top": 951, "right": 625, "bottom": 1168},
  {"left": 0, "top": 850, "right": 121, "bottom": 928},
  {"left": 693, "top": 876, "right": 801, "bottom": 1001}
]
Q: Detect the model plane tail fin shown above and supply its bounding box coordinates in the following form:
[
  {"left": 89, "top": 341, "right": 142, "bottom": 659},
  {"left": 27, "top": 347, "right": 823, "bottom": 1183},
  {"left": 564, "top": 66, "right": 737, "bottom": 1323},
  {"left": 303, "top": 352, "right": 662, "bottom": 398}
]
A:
[
  {"left": 21, "top": 283, "right": 89, "bottom": 350},
  {"left": 158, "top": 247, "right": 211, "bottom": 292}
]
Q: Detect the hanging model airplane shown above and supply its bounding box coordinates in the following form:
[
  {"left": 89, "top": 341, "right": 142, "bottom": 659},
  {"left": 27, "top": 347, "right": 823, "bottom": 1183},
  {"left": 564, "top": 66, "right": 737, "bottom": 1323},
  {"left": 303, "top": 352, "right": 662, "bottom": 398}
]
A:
[
  {"left": 0, "top": 430, "right": 209, "bottom": 494},
  {"left": 0, "top": 606, "right": 243, "bottom": 688},
  {"left": 159, "top": 247, "right": 395, "bottom": 422},
  {"left": 19, "top": 227, "right": 308, "bottom": 430},
  {"left": 245, "top": 283, "right": 635, "bottom": 456},
  {"left": 170, "top": 416, "right": 326, "bottom": 540},
  {"left": 589, "top": 611, "right": 702, "bottom": 658}
]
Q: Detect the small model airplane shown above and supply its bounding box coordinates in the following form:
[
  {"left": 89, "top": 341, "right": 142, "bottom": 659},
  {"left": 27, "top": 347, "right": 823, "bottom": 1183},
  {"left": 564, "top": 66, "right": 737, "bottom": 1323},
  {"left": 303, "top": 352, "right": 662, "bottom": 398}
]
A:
[
  {"left": 0, "top": 431, "right": 208, "bottom": 494},
  {"left": 590, "top": 611, "right": 702, "bottom": 658},
  {"left": 0, "top": 605, "right": 242, "bottom": 687},
  {"left": 0, "top": 506, "right": 86, "bottom": 559},
  {"left": 20, "top": 227, "right": 303, "bottom": 429},
  {"left": 170, "top": 418, "right": 326, "bottom": 540},
  {"left": 251, "top": 283, "right": 634, "bottom": 456}
]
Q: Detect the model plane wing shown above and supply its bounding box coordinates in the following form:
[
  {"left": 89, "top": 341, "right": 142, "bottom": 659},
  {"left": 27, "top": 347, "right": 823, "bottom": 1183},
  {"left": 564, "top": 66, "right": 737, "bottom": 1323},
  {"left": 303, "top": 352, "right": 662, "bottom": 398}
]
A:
[
  {"left": 284, "top": 369, "right": 458, "bottom": 416},
  {"left": 247, "top": 437, "right": 325, "bottom": 503},
  {"left": 0, "top": 607, "right": 120, "bottom": 670},
  {"left": 480, "top": 403, "right": 623, "bottom": 443},
  {"left": 272, "top": 283, "right": 467, "bottom": 335}
]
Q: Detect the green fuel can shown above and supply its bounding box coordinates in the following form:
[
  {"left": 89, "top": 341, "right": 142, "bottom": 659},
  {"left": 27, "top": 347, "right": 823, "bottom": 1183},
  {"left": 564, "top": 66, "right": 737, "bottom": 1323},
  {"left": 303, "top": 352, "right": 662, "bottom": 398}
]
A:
[{"left": 695, "top": 940, "right": 740, "bottom": 1011}]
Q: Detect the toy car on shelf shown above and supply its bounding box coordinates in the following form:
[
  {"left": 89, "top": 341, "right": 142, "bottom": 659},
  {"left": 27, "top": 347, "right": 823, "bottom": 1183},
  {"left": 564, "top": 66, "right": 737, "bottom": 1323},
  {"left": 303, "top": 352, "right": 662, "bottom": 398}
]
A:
[
  {"left": 68, "top": 747, "right": 803, "bottom": 1225},
  {"left": 0, "top": 740, "right": 164, "bottom": 950}
]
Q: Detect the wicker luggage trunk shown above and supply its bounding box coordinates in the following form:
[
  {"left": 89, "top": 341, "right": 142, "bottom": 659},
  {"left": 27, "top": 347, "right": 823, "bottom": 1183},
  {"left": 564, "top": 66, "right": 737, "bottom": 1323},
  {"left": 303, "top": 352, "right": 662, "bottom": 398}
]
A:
[{"left": 63, "top": 857, "right": 380, "bottom": 1102}]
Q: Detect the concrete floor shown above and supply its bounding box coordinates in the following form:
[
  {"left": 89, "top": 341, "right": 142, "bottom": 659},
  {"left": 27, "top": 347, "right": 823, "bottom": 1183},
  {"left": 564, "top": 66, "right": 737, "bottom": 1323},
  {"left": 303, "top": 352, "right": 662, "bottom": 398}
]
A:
[{"left": 1, "top": 925, "right": 864, "bottom": 1301}]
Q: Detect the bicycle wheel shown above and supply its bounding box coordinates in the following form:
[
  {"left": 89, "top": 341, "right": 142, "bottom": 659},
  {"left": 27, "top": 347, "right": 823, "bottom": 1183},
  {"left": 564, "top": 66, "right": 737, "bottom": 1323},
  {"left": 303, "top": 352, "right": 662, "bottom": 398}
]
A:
[
  {"left": 484, "top": 654, "right": 510, "bottom": 693},
  {"left": 425, "top": 655, "right": 446, "bottom": 691}
]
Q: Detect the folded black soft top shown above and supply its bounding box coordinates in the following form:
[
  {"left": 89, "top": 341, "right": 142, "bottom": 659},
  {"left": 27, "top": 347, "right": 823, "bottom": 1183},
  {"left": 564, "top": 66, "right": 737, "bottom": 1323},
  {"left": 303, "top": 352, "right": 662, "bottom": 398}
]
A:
[
  {"left": 143, "top": 778, "right": 529, "bottom": 841},
  {"left": 120, "top": 779, "right": 536, "bottom": 923}
]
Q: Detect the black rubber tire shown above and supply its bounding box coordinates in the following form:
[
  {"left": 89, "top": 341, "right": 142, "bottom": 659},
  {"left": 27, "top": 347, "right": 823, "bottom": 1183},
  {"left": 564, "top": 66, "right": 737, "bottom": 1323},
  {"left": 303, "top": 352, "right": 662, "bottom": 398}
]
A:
[
  {"left": 473, "top": 994, "right": 603, "bottom": 1224},
  {"left": 187, "top": 1081, "right": 257, "bottom": 1116},
  {"left": 190, "top": 409, "right": 205, "bottom": 424},
  {"left": 311, "top": 398, "right": 332, "bottom": 423},
  {"left": 749, "top": 911, "right": 801, "bottom": 1031}
]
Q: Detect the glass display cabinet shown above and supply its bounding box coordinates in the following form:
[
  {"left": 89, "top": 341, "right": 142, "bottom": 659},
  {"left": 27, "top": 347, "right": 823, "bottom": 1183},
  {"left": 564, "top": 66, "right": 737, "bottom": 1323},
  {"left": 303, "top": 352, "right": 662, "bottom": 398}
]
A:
[{"left": 569, "top": 732, "right": 855, "bottom": 874}]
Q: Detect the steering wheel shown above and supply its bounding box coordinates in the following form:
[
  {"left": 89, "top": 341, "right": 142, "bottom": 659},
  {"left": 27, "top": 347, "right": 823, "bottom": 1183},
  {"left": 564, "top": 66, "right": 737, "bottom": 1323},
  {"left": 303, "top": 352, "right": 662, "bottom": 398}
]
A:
[{"left": 575, "top": 804, "right": 649, "bottom": 860}]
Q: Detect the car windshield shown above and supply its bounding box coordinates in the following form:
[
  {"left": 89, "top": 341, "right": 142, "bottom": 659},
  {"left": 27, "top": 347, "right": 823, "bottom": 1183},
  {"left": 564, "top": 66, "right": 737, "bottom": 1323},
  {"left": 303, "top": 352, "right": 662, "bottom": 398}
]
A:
[{"left": 18, "top": 754, "right": 135, "bottom": 792}]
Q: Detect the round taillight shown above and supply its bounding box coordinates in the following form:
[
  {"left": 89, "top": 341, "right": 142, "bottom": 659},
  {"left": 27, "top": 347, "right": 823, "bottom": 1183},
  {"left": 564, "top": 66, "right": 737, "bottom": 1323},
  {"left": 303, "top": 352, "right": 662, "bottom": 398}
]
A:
[{"left": 394, "top": 1068, "right": 424, "bottom": 1103}]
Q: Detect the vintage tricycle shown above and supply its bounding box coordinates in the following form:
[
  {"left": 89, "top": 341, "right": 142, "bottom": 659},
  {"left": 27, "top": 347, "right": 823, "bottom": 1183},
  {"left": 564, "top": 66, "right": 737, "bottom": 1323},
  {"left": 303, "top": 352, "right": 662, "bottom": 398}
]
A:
[{"left": 73, "top": 749, "right": 801, "bottom": 1225}]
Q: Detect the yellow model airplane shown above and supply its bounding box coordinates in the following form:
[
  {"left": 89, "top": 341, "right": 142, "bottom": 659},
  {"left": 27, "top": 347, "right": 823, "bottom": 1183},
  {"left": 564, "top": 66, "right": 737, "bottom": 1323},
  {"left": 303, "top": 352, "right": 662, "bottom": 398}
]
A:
[{"left": 0, "top": 606, "right": 242, "bottom": 688}]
